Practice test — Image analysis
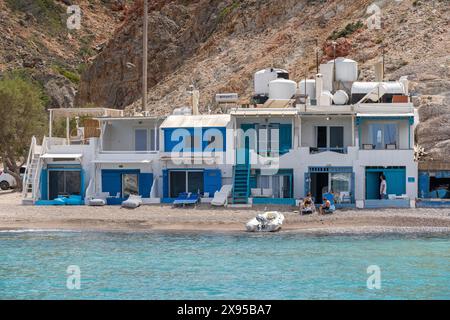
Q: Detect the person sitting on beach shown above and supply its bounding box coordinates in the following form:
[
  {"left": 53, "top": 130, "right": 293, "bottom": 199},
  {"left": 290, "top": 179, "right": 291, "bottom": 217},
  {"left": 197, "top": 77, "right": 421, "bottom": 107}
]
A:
[
  {"left": 319, "top": 195, "right": 336, "bottom": 215},
  {"left": 300, "top": 192, "right": 315, "bottom": 214}
]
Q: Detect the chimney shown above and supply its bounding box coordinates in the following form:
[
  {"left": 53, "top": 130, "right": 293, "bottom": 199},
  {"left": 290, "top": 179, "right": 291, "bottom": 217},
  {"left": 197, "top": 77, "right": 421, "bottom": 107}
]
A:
[{"left": 315, "top": 73, "right": 323, "bottom": 106}]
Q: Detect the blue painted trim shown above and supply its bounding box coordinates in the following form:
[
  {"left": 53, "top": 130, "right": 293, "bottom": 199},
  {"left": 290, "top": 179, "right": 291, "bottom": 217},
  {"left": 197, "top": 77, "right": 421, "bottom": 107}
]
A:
[
  {"left": 356, "top": 116, "right": 414, "bottom": 122},
  {"left": 416, "top": 200, "right": 450, "bottom": 208},
  {"left": 335, "top": 203, "right": 356, "bottom": 209},
  {"left": 162, "top": 198, "right": 175, "bottom": 204},
  {"left": 308, "top": 166, "right": 353, "bottom": 173},
  {"left": 252, "top": 198, "right": 296, "bottom": 205},
  {"left": 364, "top": 199, "right": 410, "bottom": 208},
  {"left": 163, "top": 127, "right": 226, "bottom": 152}
]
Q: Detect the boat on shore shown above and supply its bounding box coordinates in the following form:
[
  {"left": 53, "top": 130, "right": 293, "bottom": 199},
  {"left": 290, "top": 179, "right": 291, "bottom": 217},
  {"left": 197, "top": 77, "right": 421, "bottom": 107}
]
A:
[{"left": 246, "top": 211, "right": 285, "bottom": 232}]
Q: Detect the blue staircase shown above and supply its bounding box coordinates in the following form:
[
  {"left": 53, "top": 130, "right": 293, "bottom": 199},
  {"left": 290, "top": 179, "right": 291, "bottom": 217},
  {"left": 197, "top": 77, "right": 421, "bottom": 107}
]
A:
[{"left": 232, "top": 164, "right": 250, "bottom": 204}]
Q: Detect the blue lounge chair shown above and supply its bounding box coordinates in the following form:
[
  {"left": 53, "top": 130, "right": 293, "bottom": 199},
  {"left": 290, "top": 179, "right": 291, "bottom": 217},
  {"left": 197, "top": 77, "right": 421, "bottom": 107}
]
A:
[{"left": 173, "top": 192, "right": 200, "bottom": 206}]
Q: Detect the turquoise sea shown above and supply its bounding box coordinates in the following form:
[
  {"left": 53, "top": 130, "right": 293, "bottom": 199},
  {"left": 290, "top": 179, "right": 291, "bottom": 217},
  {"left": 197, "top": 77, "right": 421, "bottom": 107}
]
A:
[{"left": 0, "top": 231, "right": 449, "bottom": 299}]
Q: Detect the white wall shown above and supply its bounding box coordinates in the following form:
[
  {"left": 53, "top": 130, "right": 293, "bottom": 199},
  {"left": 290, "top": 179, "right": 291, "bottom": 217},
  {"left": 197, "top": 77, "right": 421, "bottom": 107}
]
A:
[
  {"left": 300, "top": 116, "right": 353, "bottom": 148},
  {"left": 103, "top": 119, "right": 162, "bottom": 151}
]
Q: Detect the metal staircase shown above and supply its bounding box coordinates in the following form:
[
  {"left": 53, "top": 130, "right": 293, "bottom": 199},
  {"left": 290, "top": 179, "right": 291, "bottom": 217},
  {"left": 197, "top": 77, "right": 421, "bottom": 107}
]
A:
[
  {"left": 232, "top": 164, "right": 250, "bottom": 204},
  {"left": 22, "top": 137, "right": 43, "bottom": 205}
]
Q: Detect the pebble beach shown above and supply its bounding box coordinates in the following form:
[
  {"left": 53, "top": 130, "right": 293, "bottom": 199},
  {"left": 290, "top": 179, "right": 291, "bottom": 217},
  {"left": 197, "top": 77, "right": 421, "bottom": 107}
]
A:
[{"left": 1, "top": 191, "right": 449, "bottom": 234}]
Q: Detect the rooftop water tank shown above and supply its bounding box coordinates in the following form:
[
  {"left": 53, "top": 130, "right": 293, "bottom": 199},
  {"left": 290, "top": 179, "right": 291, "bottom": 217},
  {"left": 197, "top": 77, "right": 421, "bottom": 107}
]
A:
[
  {"left": 327, "top": 57, "right": 358, "bottom": 82},
  {"left": 254, "top": 68, "right": 289, "bottom": 95},
  {"left": 320, "top": 90, "right": 333, "bottom": 106},
  {"left": 298, "top": 79, "right": 316, "bottom": 100},
  {"left": 333, "top": 90, "right": 349, "bottom": 105},
  {"left": 268, "top": 79, "right": 297, "bottom": 100}
]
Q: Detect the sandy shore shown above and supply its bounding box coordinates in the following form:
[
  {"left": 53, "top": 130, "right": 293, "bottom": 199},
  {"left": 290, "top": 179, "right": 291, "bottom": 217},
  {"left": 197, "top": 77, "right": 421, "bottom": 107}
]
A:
[{"left": 0, "top": 191, "right": 449, "bottom": 234}]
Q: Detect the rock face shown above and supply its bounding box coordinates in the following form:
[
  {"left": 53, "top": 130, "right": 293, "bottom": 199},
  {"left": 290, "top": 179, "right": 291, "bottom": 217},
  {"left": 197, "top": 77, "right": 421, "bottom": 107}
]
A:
[
  {"left": 76, "top": 0, "right": 450, "bottom": 114},
  {"left": 0, "top": 0, "right": 127, "bottom": 109},
  {"left": 43, "top": 76, "right": 77, "bottom": 109},
  {"left": 76, "top": 0, "right": 224, "bottom": 109},
  {"left": 416, "top": 96, "right": 450, "bottom": 164}
]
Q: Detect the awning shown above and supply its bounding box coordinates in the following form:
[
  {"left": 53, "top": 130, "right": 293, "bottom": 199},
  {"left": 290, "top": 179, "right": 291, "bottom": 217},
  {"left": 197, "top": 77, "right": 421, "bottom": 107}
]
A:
[
  {"left": 49, "top": 108, "right": 123, "bottom": 120},
  {"left": 160, "top": 114, "right": 231, "bottom": 128},
  {"left": 92, "top": 159, "right": 152, "bottom": 164},
  {"left": 40, "top": 153, "right": 83, "bottom": 159},
  {"left": 356, "top": 113, "right": 414, "bottom": 118},
  {"left": 355, "top": 113, "right": 414, "bottom": 125},
  {"left": 230, "top": 108, "right": 298, "bottom": 116}
]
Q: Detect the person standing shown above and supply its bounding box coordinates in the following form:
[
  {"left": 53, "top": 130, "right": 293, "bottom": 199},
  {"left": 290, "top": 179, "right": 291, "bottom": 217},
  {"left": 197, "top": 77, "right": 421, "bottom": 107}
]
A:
[{"left": 380, "top": 174, "right": 387, "bottom": 199}]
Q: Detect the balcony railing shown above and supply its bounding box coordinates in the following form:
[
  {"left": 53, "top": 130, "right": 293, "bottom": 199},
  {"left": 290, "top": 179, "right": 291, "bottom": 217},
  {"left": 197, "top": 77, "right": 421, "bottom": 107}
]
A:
[{"left": 309, "top": 147, "right": 347, "bottom": 154}]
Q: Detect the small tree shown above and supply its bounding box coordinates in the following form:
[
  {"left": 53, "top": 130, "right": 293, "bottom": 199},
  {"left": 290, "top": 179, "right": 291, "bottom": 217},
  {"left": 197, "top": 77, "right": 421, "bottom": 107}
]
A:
[{"left": 0, "top": 74, "right": 47, "bottom": 191}]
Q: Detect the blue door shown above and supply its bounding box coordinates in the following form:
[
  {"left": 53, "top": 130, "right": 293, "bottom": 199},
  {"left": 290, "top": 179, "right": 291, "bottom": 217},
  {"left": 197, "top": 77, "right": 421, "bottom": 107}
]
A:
[
  {"left": 365, "top": 171, "right": 380, "bottom": 200},
  {"left": 366, "top": 168, "right": 406, "bottom": 199}
]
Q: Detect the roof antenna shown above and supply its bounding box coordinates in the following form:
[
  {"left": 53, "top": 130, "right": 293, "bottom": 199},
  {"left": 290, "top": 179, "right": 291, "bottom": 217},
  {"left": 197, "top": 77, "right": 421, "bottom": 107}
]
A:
[
  {"left": 315, "top": 39, "right": 319, "bottom": 74},
  {"left": 332, "top": 41, "right": 337, "bottom": 90}
]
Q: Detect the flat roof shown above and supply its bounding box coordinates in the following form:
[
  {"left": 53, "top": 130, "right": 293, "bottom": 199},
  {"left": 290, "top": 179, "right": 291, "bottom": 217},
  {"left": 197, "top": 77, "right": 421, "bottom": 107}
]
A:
[
  {"left": 95, "top": 116, "right": 164, "bottom": 121},
  {"left": 161, "top": 114, "right": 231, "bottom": 128},
  {"left": 41, "top": 153, "right": 83, "bottom": 159},
  {"left": 49, "top": 108, "right": 123, "bottom": 119},
  {"left": 230, "top": 108, "right": 299, "bottom": 116},
  {"left": 356, "top": 113, "right": 414, "bottom": 117}
]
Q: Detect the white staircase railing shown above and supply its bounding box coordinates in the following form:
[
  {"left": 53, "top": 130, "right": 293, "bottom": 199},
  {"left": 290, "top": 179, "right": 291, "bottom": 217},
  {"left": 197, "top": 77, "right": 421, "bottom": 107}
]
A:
[
  {"left": 31, "top": 156, "right": 42, "bottom": 201},
  {"left": 22, "top": 136, "right": 36, "bottom": 198}
]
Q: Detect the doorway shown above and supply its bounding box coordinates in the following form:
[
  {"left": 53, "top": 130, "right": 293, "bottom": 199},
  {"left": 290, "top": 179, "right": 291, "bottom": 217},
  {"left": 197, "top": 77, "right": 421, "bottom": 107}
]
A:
[
  {"left": 311, "top": 173, "right": 328, "bottom": 204},
  {"left": 169, "top": 170, "right": 204, "bottom": 197},
  {"left": 48, "top": 170, "right": 81, "bottom": 200}
]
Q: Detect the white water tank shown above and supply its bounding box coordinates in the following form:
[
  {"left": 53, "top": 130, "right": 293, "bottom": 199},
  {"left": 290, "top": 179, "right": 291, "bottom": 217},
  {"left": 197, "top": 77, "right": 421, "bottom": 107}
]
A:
[
  {"left": 268, "top": 79, "right": 297, "bottom": 100},
  {"left": 298, "top": 79, "right": 316, "bottom": 99},
  {"left": 327, "top": 57, "right": 358, "bottom": 82},
  {"left": 333, "top": 90, "right": 349, "bottom": 105},
  {"left": 254, "top": 68, "right": 289, "bottom": 95},
  {"left": 320, "top": 90, "right": 333, "bottom": 106}
]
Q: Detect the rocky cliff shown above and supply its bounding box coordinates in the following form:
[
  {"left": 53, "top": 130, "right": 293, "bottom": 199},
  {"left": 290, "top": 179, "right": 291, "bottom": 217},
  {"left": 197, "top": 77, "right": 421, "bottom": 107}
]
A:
[
  {"left": 0, "top": 0, "right": 130, "bottom": 109},
  {"left": 76, "top": 0, "right": 450, "bottom": 115}
]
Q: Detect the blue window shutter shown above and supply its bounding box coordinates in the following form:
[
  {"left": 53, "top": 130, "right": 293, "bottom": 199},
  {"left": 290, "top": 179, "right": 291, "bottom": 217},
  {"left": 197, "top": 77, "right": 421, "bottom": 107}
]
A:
[
  {"left": 279, "top": 124, "right": 292, "bottom": 154},
  {"left": 101, "top": 170, "right": 122, "bottom": 197},
  {"left": 162, "top": 169, "right": 169, "bottom": 198},
  {"left": 80, "top": 169, "right": 85, "bottom": 199},
  {"left": 203, "top": 169, "right": 221, "bottom": 196},
  {"left": 40, "top": 169, "right": 48, "bottom": 200},
  {"left": 418, "top": 172, "right": 430, "bottom": 198},
  {"left": 139, "top": 173, "right": 153, "bottom": 198}
]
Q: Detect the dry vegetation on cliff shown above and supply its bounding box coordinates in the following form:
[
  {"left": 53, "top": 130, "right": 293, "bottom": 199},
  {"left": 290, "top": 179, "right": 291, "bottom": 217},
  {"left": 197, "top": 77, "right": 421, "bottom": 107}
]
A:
[{"left": 75, "top": 0, "right": 449, "bottom": 116}]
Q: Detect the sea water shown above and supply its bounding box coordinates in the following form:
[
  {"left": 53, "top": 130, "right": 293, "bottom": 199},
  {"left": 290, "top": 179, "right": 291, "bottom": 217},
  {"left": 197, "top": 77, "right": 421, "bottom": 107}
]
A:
[{"left": 0, "top": 231, "right": 448, "bottom": 299}]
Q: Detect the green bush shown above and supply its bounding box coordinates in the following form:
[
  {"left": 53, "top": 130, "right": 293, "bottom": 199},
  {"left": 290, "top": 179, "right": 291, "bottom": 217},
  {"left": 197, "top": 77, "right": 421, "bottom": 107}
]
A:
[
  {"left": 52, "top": 65, "right": 81, "bottom": 84},
  {"left": 328, "top": 20, "right": 365, "bottom": 40}
]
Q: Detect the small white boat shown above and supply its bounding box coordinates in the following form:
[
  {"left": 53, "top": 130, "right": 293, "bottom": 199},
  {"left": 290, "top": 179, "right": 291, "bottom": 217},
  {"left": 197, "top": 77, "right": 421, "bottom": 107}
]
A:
[{"left": 245, "top": 211, "right": 285, "bottom": 232}]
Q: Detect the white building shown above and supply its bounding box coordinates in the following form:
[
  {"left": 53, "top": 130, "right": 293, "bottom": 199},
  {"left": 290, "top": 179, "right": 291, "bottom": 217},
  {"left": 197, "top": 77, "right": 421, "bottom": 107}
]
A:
[{"left": 22, "top": 59, "right": 418, "bottom": 209}]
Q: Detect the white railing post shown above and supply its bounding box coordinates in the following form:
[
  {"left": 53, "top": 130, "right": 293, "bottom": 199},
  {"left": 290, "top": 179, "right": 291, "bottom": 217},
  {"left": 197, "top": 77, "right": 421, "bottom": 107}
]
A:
[{"left": 22, "top": 136, "right": 36, "bottom": 198}]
